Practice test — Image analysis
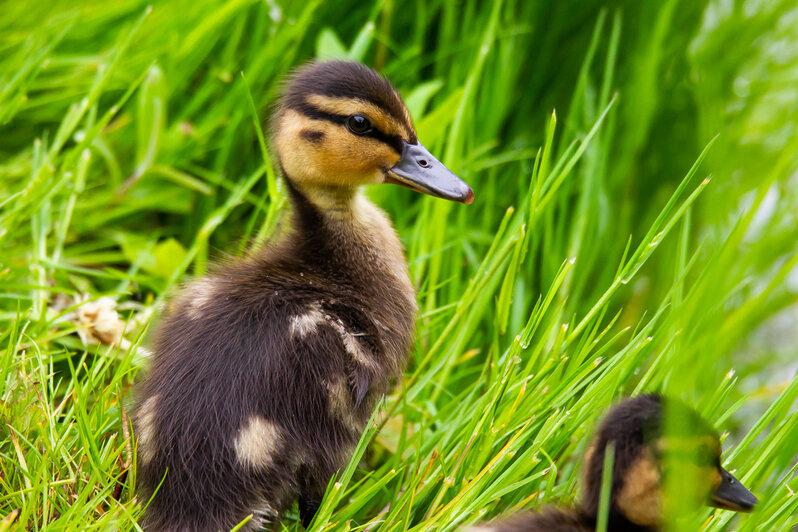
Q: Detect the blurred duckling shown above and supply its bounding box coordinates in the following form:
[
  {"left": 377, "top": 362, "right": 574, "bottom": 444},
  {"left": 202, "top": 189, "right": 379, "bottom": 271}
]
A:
[
  {"left": 134, "top": 61, "right": 473, "bottom": 531},
  {"left": 470, "top": 394, "right": 757, "bottom": 531}
]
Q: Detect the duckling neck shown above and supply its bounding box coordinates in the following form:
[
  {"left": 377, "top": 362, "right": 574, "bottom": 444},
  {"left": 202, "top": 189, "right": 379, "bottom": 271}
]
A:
[
  {"left": 283, "top": 175, "right": 417, "bottom": 313},
  {"left": 290, "top": 181, "right": 358, "bottom": 216}
]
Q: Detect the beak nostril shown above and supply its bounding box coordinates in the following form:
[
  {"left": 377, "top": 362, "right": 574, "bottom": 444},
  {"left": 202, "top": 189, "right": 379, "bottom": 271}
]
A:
[{"left": 418, "top": 159, "right": 428, "bottom": 168}]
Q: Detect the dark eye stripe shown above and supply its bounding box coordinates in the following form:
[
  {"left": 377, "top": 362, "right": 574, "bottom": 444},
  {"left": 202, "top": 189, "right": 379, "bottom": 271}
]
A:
[
  {"left": 367, "top": 127, "right": 405, "bottom": 154},
  {"left": 293, "top": 101, "right": 405, "bottom": 154}
]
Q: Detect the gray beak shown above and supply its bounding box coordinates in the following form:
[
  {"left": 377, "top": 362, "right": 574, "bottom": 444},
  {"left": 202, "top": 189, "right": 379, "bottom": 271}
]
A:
[
  {"left": 386, "top": 141, "right": 474, "bottom": 204},
  {"left": 709, "top": 468, "right": 757, "bottom": 512}
]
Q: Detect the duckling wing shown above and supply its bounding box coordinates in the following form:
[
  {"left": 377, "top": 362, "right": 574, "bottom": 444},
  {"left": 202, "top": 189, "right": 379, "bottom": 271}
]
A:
[{"left": 280, "top": 300, "right": 387, "bottom": 421}]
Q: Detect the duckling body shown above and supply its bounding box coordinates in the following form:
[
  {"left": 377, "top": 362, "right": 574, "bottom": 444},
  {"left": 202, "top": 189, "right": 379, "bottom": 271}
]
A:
[
  {"left": 470, "top": 509, "right": 654, "bottom": 532},
  {"left": 135, "top": 61, "right": 472, "bottom": 531},
  {"left": 469, "top": 395, "right": 757, "bottom": 532},
  {"left": 469, "top": 509, "right": 592, "bottom": 532},
  {"left": 136, "top": 188, "right": 415, "bottom": 530}
]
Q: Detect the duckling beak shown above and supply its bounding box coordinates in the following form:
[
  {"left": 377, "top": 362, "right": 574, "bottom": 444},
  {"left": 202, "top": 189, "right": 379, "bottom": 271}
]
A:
[
  {"left": 386, "top": 141, "right": 474, "bottom": 204},
  {"left": 709, "top": 467, "right": 757, "bottom": 512}
]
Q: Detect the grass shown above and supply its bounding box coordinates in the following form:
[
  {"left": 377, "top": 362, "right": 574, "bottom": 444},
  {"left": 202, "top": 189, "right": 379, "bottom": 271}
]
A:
[{"left": 2, "top": 0, "right": 798, "bottom": 530}]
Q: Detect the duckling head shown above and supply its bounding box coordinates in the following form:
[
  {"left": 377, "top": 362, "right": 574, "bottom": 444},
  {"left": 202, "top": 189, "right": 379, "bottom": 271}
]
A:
[
  {"left": 581, "top": 394, "right": 757, "bottom": 527},
  {"left": 273, "top": 60, "right": 473, "bottom": 204}
]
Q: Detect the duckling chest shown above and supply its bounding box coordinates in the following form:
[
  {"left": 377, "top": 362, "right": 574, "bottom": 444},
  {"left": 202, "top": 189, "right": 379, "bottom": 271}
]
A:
[
  {"left": 323, "top": 200, "right": 417, "bottom": 362},
  {"left": 349, "top": 198, "right": 417, "bottom": 310}
]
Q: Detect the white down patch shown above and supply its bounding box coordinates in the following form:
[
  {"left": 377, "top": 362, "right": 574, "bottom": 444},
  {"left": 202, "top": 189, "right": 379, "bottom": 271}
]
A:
[
  {"left": 289, "top": 306, "right": 325, "bottom": 338},
  {"left": 325, "top": 374, "right": 362, "bottom": 430},
  {"left": 186, "top": 278, "right": 218, "bottom": 320},
  {"left": 234, "top": 415, "right": 282, "bottom": 468},
  {"left": 324, "top": 313, "right": 376, "bottom": 369},
  {"left": 136, "top": 395, "right": 158, "bottom": 464},
  {"left": 289, "top": 306, "right": 375, "bottom": 368}
]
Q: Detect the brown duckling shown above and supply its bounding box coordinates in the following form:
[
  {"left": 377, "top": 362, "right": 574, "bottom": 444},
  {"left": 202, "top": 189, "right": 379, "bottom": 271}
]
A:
[
  {"left": 134, "top": 60, "right": 473, "bottom": 531},
  {"left": 470, "top": 394, "right": 757, "bottom": 532}
]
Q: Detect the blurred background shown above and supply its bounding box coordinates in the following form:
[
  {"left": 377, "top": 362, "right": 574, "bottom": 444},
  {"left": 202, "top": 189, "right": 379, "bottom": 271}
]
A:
[{"left": 1, "top": 0, "right": 797, "bottom": 530}]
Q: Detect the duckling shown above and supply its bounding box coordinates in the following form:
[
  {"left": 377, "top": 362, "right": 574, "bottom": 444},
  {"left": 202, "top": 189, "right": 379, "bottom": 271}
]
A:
[
  {"left": 470, "top": 394, "right": 757, "bottom": 532},
  {"left": 134, "top": 60, "right": 473, "bottom": 531}
]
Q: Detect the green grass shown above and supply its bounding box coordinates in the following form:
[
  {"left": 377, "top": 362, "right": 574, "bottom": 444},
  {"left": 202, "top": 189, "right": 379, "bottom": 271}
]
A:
[{"left": 2, "top": 0, "right": 798, "bottom": 530}]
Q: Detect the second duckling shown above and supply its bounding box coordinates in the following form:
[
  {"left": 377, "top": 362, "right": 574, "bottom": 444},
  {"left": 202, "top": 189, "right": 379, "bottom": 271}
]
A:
[{"left": 470, "top": 394, "right": 757, "bottom": 531}]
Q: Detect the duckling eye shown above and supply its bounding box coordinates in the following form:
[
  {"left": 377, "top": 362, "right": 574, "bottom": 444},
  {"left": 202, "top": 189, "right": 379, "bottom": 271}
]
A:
[{"left": 347, "top": 115, "right": 372, "bottom": 134}]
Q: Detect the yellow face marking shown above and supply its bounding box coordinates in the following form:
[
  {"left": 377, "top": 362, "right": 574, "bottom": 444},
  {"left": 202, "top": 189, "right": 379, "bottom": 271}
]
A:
[
  {"left": 616, "top": 448, "right": 663, "bottom": 526},
  {"left": 234, "top": 415, "right": 282, "bottom": 468},
  {"left": 306, "top": 94, "right": 413, "bottom": 140},
  {"left": 655, "top": 434, "right": 724, "bottom": 513},
  {"left": 583, "top": 443, "right": 596, "bottom": 480},
  {"left": 706, "top": 465, "right": 723, "bottom": 495},
  {"left": 275, "top": 109, "right": 401, "bottom": 190},
  {"left": 709, "top": 465, "right": 723, "bottom": 492}
]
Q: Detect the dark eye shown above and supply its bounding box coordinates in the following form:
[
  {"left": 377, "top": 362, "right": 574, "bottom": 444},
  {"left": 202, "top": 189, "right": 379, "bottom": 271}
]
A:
[{"left": 347, "top": 115, "right": 371, "bottom": 134}]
